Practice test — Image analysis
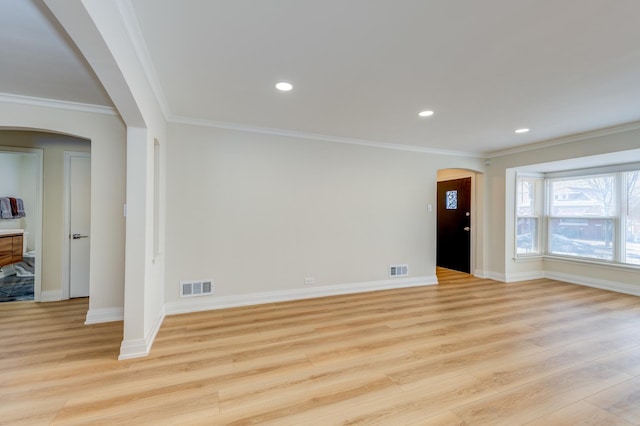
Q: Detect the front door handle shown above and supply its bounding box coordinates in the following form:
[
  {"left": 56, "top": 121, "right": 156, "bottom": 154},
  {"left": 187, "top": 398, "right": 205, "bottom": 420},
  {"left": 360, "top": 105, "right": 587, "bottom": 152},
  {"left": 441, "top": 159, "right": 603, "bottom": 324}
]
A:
[
  {"left": 72, "top": 234, "right": 89, "bottom": 239},
  {"left": 463, "top": 227, "right": 470, "bottom": 232}
]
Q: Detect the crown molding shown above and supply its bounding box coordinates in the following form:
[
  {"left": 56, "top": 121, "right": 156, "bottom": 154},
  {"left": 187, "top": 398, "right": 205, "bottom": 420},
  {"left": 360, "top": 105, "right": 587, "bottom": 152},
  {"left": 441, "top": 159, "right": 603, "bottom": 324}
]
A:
[
  {"left": 108, "top": 0, "right": 640, "bottom": 160},
  {"left": 0, "top": 92, "right": 117, "bottom": 116},
  {"left": 170, "top": 114, "right": 484, "bottom": 158},
  {"left": 115, "top": 0, "right": 172, "bottom": 121},
  {"left": 488, "top": 121, "right": 640, "bottom": 158}
]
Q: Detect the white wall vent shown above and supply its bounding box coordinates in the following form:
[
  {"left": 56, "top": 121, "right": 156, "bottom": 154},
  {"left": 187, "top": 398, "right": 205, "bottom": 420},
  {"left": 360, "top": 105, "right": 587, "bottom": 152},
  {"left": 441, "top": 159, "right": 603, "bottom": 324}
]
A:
[
  {"left": 389, "top": 264, "right": 409, "bottom": 277},
  {"left": 180, "top": 280, "right": 214, "bottom": 297}
]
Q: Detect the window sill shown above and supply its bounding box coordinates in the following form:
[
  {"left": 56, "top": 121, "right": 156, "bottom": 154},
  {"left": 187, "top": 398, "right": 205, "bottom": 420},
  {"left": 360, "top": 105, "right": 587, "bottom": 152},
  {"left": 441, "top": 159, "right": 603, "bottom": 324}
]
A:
[
  {"left": 542, "top": 255, "right": 640, "bottom": 273},
  {"left": 515, "top": 254, "right": 640, "bottom": 272},
  {"left": 513, "top": 254, "right": 543, "bottom": 262}
]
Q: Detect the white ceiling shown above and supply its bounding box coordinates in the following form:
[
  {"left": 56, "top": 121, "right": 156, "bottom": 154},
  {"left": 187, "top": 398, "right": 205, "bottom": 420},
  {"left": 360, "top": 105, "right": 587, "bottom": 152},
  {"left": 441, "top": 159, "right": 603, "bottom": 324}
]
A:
[
  {"left": 3, "top": 0, "right": 640, "bottom": 155},
  {"left": 0, "top": 0, "right": 112, "bottom": 107}
]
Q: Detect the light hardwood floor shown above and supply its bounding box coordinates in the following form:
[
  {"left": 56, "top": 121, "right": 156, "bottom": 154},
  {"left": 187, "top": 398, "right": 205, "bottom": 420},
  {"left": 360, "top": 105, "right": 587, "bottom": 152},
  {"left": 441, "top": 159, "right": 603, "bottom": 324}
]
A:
[{"left": 2, "top": 268, "right": 640, "bottom": 425}]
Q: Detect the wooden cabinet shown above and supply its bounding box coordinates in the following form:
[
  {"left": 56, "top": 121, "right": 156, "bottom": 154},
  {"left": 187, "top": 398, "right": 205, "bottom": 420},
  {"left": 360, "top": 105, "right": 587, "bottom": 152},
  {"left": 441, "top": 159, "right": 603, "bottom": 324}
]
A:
[{"left": 0, "top": 233, "right": 23, "bottom": 267}]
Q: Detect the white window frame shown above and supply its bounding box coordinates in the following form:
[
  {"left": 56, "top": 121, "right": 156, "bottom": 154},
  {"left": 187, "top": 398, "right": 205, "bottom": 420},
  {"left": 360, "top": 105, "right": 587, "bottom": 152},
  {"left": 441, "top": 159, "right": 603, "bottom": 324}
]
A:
[
  {"left": 515, "top": 173, "right": 544, "bottom": 258},
  {"left": 546, "top": 172, "right": 618, "bottom": 262},
  {"left": 514, "top": 163, "right": 640, "bottom": 267}
]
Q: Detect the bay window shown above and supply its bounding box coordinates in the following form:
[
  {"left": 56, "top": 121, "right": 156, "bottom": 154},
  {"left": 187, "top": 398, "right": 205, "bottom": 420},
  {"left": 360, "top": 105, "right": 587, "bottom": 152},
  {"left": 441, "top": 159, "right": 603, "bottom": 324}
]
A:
[
  {"left": 515, "top": 167, "right": 640, "bottom": 267},
  {"left": 548, "top": 175, "right": 616, "bottom": 261}
]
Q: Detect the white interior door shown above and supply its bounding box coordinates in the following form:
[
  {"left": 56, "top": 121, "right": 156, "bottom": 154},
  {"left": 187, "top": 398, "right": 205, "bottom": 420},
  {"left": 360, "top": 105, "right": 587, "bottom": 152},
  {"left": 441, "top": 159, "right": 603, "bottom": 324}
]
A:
[{"left": 69, "top": 155, "right": 91, "bottom": 298}]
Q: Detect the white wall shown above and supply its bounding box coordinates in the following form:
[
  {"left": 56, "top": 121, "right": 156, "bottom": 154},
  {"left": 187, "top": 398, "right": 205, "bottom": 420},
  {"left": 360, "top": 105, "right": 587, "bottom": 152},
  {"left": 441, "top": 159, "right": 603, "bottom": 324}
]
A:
[
  {"left": 0, "top": 154, "right": 21, "bottom": 200},
  {"left": 43, "top": 0, "right": 169, "bottom": 357},
  {"left": 487, "top": 125, "right": 640, "bottom": 290},
  {"left": 164, "top": 123, "right": 485, "bottom": 312},
  {"left": 19, "top": 155, "right": 38, "bottom": 251},
  {"left": 0, "top": 153, "right": 38, "bottom": 252},
  {"left": 0, "top": 153, "right": 33, "bottom": 254},
  {"left": 0, "top": 100, "right": 126, "bottom": 315}
]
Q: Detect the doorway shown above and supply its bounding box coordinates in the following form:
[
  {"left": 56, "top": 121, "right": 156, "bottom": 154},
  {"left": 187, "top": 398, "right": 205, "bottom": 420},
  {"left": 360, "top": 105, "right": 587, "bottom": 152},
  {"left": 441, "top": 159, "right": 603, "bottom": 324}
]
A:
[
  {"left": 63, "top": 152, "right": 91, "bottom": 298},
  {"left": 0, "top": 148, "right": 43, "bottom": 302},
  {"left": 437, "top": 177, "right": 471, "bottom": 274}
]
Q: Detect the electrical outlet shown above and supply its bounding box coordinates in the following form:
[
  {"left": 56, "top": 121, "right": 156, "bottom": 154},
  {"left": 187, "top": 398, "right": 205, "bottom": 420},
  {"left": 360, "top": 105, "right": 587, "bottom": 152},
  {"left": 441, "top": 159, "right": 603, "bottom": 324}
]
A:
[{"left": 304, "top": 277, "right": 315, "bottom": 285}]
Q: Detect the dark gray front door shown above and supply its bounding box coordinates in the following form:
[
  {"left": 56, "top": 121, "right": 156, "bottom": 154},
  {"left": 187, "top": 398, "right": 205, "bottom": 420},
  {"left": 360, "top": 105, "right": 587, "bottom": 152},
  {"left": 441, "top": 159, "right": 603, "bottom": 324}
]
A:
[{"left": 437, "top": 177, "right": 471, "bottom": 273}]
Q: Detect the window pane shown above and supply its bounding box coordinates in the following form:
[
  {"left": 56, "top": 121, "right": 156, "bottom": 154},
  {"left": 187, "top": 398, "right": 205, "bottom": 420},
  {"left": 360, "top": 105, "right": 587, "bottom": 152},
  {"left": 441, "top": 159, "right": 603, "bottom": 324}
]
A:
[
  {"left": 625, "top": 171, "right": 640, "bottom": 265},
  {"left": 446, "top": 190, "right": 457, "bottom": 209},
  {"left": 550, "top": 176, "right": 616, "bottom": 217},
  {"left": 517, "top": 177, "right": 541, "bottom": 216},
  {"left": 549, "top": 218, "right": 613, "bottom": 260},
  {"left": 516, "top": 176, "right": 542, "bottom": 256},
  {"left": 517, "top": 217, "right": 538, "bottom": 254}
]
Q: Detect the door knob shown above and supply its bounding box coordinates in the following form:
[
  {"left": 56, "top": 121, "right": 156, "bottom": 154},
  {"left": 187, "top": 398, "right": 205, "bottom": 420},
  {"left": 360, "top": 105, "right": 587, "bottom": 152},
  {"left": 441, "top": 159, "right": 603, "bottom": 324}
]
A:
[
  {"left": 463, "top": 227, "right": 470, "bottom": 231},
  {"left": 72, "top": 234, "right": 89, "bottom": 239}
]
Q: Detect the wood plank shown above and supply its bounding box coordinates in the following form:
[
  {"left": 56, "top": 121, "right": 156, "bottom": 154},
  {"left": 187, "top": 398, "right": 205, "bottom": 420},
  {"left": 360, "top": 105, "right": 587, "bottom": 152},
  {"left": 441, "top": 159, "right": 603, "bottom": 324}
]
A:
[
  {"left": 2, "top": 269, "right": 640, "bottom": 424},
  {"left": 526, "top": 400, "right": 633, "bottom": 425},
  {"left": 586, "top": 376, "right": 640, "bottom": 424},
  {"left": 453, "top": 364, "right": 631, "bottom": 425}
]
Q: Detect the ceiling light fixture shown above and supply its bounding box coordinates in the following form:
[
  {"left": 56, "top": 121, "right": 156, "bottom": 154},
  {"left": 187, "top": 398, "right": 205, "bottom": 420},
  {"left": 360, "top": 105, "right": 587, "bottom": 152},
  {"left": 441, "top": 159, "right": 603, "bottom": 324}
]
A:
[
  {"left": 275, "top": 82, "right": 293, "bottom": 92},
  {"left": 515, "top": 128, "right": 530, "bottom": 134},
  {"left": 418, "top": 110, "right": 434, "bottom": 117}
]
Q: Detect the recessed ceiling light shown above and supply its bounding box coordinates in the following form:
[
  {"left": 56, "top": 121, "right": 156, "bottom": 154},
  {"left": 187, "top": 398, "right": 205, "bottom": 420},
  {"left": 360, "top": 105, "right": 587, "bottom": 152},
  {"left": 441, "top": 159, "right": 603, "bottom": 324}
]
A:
[
  {"left": 275, "top": 82, "right": 293, "bottom": 92},
  {"left": 418, "top": 110, "right": 434, "bottom": 117},
  {"left": 515, "top": 128, "right": 530, "bottom": 134}
]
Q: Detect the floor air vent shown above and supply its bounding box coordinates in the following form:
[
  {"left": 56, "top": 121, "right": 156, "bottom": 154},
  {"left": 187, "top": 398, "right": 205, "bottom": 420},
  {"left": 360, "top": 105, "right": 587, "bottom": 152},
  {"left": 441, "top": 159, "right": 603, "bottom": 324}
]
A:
[
  {"left": 180, "top": 280, "right": 214, "bottom": 297},
  {"left": 389, "top": 264, "right": 409, "bottom": 277}
]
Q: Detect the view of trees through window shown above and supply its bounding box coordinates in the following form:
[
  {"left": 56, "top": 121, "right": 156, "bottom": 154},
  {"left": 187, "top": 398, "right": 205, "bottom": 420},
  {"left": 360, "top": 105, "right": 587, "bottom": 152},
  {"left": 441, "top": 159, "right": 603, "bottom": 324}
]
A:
[
  {"left": 549, "top": 175, "right": 616, "bottom": 261},
  {"left": 517, "top": 170, "right": 640, "bottom": 265},
  {"left": 625, "top": 171, "right": 640, "bottom": 264}
]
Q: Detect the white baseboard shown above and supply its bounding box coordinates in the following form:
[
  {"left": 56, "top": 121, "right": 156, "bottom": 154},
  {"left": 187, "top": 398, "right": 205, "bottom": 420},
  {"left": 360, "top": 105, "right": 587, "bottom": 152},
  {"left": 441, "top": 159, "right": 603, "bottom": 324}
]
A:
[
  {"left": 165, "top": 276, "right": 438, "bottom": 316},
  {"left": 473, "top": 269, "right": 486, "bottom": 279},
  {"left": 545, "top": 271, "right": 640, "bottom": 297},
  {"left": 486, "top": 267, "right": 640, "bottom": 296},
  {"left": 85, "top": 307, "right": 124, "bottom": 324},
  {"left": 118, "top": 306, "right": 166, "bottom": 360},
  {"left": 40, "top": 290, "right": 63, "bottom": 302},
  {"left": 484, "top": 271, "right": 507, "bottom": 282},
  {"left": 505, "top": 270, "right": 546, "bottom": 282},
  {"left": 118, "top": 338, "right": 148, "bottom": 361}
]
